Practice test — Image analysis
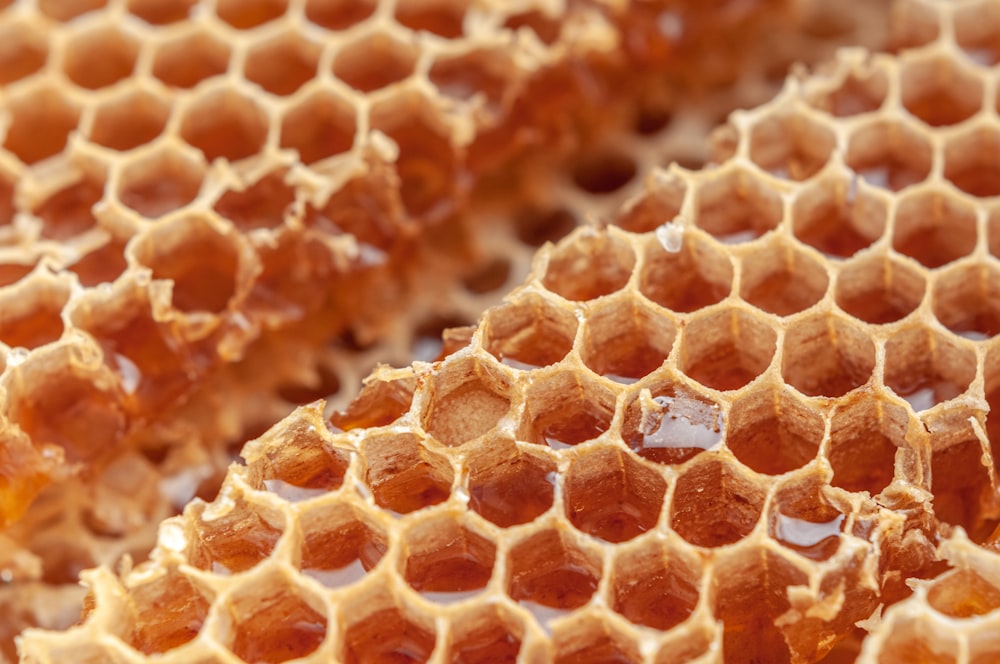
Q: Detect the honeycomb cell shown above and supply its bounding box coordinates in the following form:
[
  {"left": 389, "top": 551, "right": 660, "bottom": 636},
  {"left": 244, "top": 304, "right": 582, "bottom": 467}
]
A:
[
  {"left": 180, "top": 88, "right": 269, "bottom": 162},
  {"left": 38, "top": 0, "right": 106, "bottom": 22},
  {"left": 890, "top": 0, "right": 941, "bottom": 50},
  {"left": 610, "top": 540, "right": 699, "bottom": 630},
  {"left": 304, "top": 0, "right": 376, "bottom": 30},
  {"left": 448, "top": 605, "right": 524, "bottom": 664},
  {"left": 466, "top": 441, "right": 556, "bottom": 527},
  {"left": 835, "top": 253, "right": 925, "bottom": 324},
  {"left": 69, "top": 236, "right": 126, "bottom": 287},
  {"left": 126, "top": 0, "right": 196, "bottom": 24},
  {"left": 932, "top": 262, "right": 1000, "bottom": 339},
  {"left": 422, "top": 357, "right": 510, "bottom": 447},
  {"left": 694, "top": 167, "right": 783, "bottom": 242},
  {"left": 32, "top": 172, "right": 102, "bottom": 240},
  {"left": 932, "top": 437, "right": 994, "bottom": 541},
  {"left": 0, "top": 276, "right": 69, "bottom": 349},
  {"left": 333, "top": 33, "right": 417, "bottom": 93},
  {"left": 186, "top": 494, "right": 284, "bottom": 574},
  {"left": 638, "top": 230, "right": 733, "bottom": 312},
  {"left": 622, "top": 382, "right": 724, "bottom": 465},
  {"left": 513, "top": 207, "right": 578, "bottom": 248},
  {"left": 2, "top": 85, "right": 80, "bottom": 165},
  {"left": 482, "top": 293, "right": 578, "bottom": 369},
  {"left": 565, "top": 446, "right": 666, "bottom": 542},
  {"left": 0, "top": 18, "right": 48, "bottom": 85},
  {"left": 341, "top": 601, "right": 436, "bottom": 664},
  {"left": 402, "top": 514, "right": 496, "bottom": 595},
  {"left": 152, "top": 30, "right": 231, "bottom": 88},
  {"left": 726, "top": 387, "right": 823, "bottom": 475},
  {"left": 216, "top": 0, "right": 287, "bottom": 29},
  {"left": 806, "top": 63, "right": 888, "bottom": 116},
  {"left": 955, "top": 2, "right": 1000, "bottom": 66},
  {"left": 62, "top": 25, "right": 138, "bottom": 90},
  {"left": 791, "top": 173, "right": 887, "bottom": 258},
  {"left": 248, "top": 417, "right": 349, "bottom": 501},
  {"left": 748, "top": 109, "right": 836, "bottom": 180},
  {"left": 874, "top": 615, "right": 959, "bottom": 664},
  {"left": 740, "top": 235, "right": 828, "bottom": 315},
  {"left": 679, "top": 307, "right": 776, "bottom": 391},
  {"left": 769, "top": 477, "right": 845, "bottom": 561},
  {"left": 520, "top": 371, "right": 615, "bottom": 449},
  {"left": 542, "top": 230, "right": 635, "bottom": 301},
  {"left": 782, "top": 313, "right": 876, "bottom": 397},
  {"left": 299, "top": 503, "right": 387, "bottom": 588},
  {"left": 845, "top": 118, "right": 932, "bottom": 191},
  {"left": 429, "top": 48, "right": 513, "bottom": 111},
  {"left": 395, "top": 0, "right": 465, "bottom": 38},
  {"left": 828, "top": 397, "right": 907, "bottom": 495},
  {"left": 245, "top": 31, "right": 321, "bottom": 97},
  {"left": 507, "top": 530, "right": 601, "bottom": 609},
  {"left": 280, "top": 90, "right": 356, "bottom": 165},
  {"left": 616, "top": 174, "right": 687, "bottom": 234},
  {"left": 883, "top": 326, "right": 975, "bottom": 412},
  {"left": 552, "top": 617, "right": 641, "bottom": 664},
  {"left": 944, "top": 125, "right": 1000, "bottom": 197},
  {"left": 132, "top": 215, "right": 241, "bottom": 314},
  {"left": 928, "top": 568, "right": 1000, "bottom": 618},
  {"left": 579, "top": 295, "right": 674, "bottom": 383},
  {"left": 901, "top": 53, "right": 983, "bottom": 127},
  {"left": 893, "top": 188, "right": 978, "bottom": 268},
  {"left": 118, "top": 147, "right": 205, "bottom": 218},
  {"left": 570, "top": 150, "right": 638, "bottom": 195},
  {"left": 89, "top": 89, "right": 170, "bottom": 151},
  {"left": 128, "top": 566, "right": 210, "bottom": 654},
  {"left": 361, "top": 432, "right": 453, "bottom": 513},
  {"left": 215, "top": 170, "right": 294, "bottom": 232},
  {"left": 670, "top": 456, "right": 766, "bottom": 547}
]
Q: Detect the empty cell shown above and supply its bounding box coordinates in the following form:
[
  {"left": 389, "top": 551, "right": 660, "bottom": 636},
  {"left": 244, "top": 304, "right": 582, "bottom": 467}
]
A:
[
  {"left": 782, "top": 313, "right": 875, "bottom": 397},
  {"left": 901, "top": 53, "right": 983, "bottom": 127},
  {"left": 403, "top": 515, "right": 495, "bottom": 594},
  {"left": 277, "top": 364, "right": 343, "bottom": 406},
  {"left": 305, "top": 0, "right": 376, "bottom": 29},
  {"left": 791, "top": 173, "right": 887, "bottom": 258},
  {"left": 2, "top": 85, "right": 80, "bottom": 165},
  {"left": 448, "top": 605, "right": 523, "bottom": 664},
  {"left": 513, "top": 207, "right": 577, "bottom": 247},
  {"left": 128, "top": 566, "right": 210, "bottom": 654},
  {"left": 62, "top": 25, "right": 138, "bottom": 90},
  {"left": 928, "top": 568, "right": 1000, "bottom": 618},
  {"left": 874, "top": 616, "right": 960, "bottom": 664},
  {"left": 38, "top": 0, "right": 106, "bottom": 22},
  {"left": 639, "top": 229, "right": 733, "bottom": 312},
  {"left": 740, "top": 235, "right": 828, "bottom": 315},
  {"left": 152, "top": 30, "right": 231, "bottom": 88},
  {"left": 33, "top": 173, "right": 102, "bottom": 240},
  {"left": 893, "top": 188, "right": 978, "bottom": 267},
  {"left": 0, "top": 276, "right": 69, "bottom": 349},
  {"left": 180, "top": 89, "right": 269, "bottom": 162},
  {"left": 679, "top": 307, "right": 776, "bottom": 391},
  {"left": 945, "top": 126, "right": 1000, "bottom": 197},
  {"left": 580, "top": 295, "right": 674, "bottom": 381},
  {"left": 748, "top": 110, "right": 836, "bottom": 180},
  {"left": 216, "top": 0, "right": 287, "bottom": 29},
  {"left": 615, "top": 174, "right": 687, "bottom": 234},
  {"left": 245, "top": 31, "right": 321, "bottom": 96},
  {"left": 806, "top": 64, "right": 888, "bottom": 117},
  {"left": 331, "top": 367, "right": 414, "bottom": 431},
  {"left": 422, "top": 357, "right": 510, "bottom": 446},
  {"left": 248, "top": 412, "right": 349, "bottom": 500},
  {"left": 333, "top": 33, "right": 417, "bottom": 92},
  {"left": 570, "top": 150, "right": 638, "bottom": 195},
  {"left": 694, "top": 167, "right": 783, "bottom": 243},
  {"left": 187, "top": 493, "right": 284, "bottom": 574},
  {"left": 395, "top": 0, "right": 465, "bottom": 37},
  {"left": 622, "top": 382, "right": 724, "bottom": 465},
  {"left": 280, "top": 90, "right": 356, "bottom": 164},
  {"left": 507, "top": 530, "right": 601, "bottom": 609},
  {"left": 341, "top": 603, "right": 435, "bottom": 664},
  {"left": 466, "top": 442, "right": 555, "bottom": 527},
  {"left": 552, "top": 617, "right": 641, "bottom": 664},
  {"left": 835, "top": 253, "right": 925, "bottom": 324},
  {"left": 361, "top": 432, "right": 453, "bottom": 513},
  {"left": 118, "top": 147, "right": 204, "bottom": 218},
  {"left": 890, "top": 0, "right": 941, "bottom": 50},
  {"left": 955, "top": 1, "right": 1000, "bottom": 66},
  {"left": 299, "top": 502, "right": 386, "bottom": 587},
  {"left": 70, "top": 237, "right": 128, "bottom": 286},
  {"left": 0, "top": 19, "right": 48, "bottom": 85},
  {"left": 462, "top": 257, "right": 511, "bottom": 294},
  {"left": 727, "top": 387, "right": 823, "bottom": 475},
  {"left": 932, "top": 437, "right": 994, "bottom": 541},
  {"left": 565, "top": 446, "right": 666, "bottom": 542},
  {"left": 215, "top": 170, "right": 294, "bottom": 232},
  {"left": 126, "top": 0, "right": 196, "bottom": 24},
  {"left": 610, "top": 540, "right": 699, "bottom": 630},
  {"left": 828, "top": 397, "right": 907, "bottom": 495},
  {"left": 306, "top": 174, "right": 402, "bottom": 250},
  {"left": 89, "top": 89, "right": 169, "bottom": 151},
  {"left": 520, "top": 372, "right": 615, "bottom": 449},
  {"left": 769, "top": 477, "right": 845, "bottom": 561},
  {"left": 542, "top": 231, "right": 635, "bottom": 301},
  {"left": 429, "top": 48, "right": 513, "bottom": 111},
  {"left": 932, "top": 262, "right": 1000, "bottom": 339},
  {"left": 884, "top": 326, "right": 975, "bottom": 412},
  {"left": 845, "top": 119, "right": 932, "bottom": 191},
  {"left": 670, "top": 456, "right": 766, "bottom": 547}
]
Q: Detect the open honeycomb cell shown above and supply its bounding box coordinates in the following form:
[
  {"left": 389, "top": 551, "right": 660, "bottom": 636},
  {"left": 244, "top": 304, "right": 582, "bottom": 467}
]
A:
[
  {"left": 151, "top": 29, "right": 231, "bottom": 88},
  {"left": 893, "top": 188, "right": 978, "bottom": 268},
  {"left": 88, "top": 89, "right": 170, "bottom": 152},
  {"left": 835, "top": 252, "right": 926, "bottom": 324},
  {"left": 782, "top": 312, "right": 876, "bottom": 397},
  {"left": 117, "top": 146, "right": 205, "bottom": 218},
  {"left": 579, "top": 294, "right": 675, "bottom": 382},
  {"left": 727, "top": 386, "right": 824, "bottom": 475},
  {"left": 739, "top": 234, "right": 829, "bottom": 315},
  {"left": 244, "top": 31, "right": 321, "bottom": 97},
  {"left": 304, "top": 0, "right": 376, "bottom": 30},
  {"left": 748, "top": 109, "right": 836, "bottom": 180},
  {"left": 179, "top": 88, "right": 269, "bottom": 162},
  {"left": 638, "top": 230, "right": 733, "bottom": 312},
  {"left": 944, "top": 124, "right": 1000, "bottom": 197},
  {"left": 0, "top": 18, "right": 48, "bottom": 85},
  {"left": 520, "top": 371, "right": 615, "bottom": 449},
  {"left": 791, "top": 172, "right": 888, "bottom": 258},
  {"left": 679, "top": 306, "right": 777, "bottom": 391},
  {"left": 2, "top": 85, "right": 80, "bottom": 165},
  {"left": 61, "top": 24, "right": 138, "bottom": 91},
  {"left": 845, "top": 117, "right": 933, "bottom": 191},
  {"left": 279, "top": 91, "right": 356, "bottom": 165},
  {"left": 694, "top": 166, "right": 784, "bottom": 242},
  {"left": 333, "top": 32, "right": 417, "bottom": 93}
]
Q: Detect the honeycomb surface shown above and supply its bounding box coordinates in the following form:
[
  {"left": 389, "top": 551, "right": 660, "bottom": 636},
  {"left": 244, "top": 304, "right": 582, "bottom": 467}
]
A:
[{"left": 19, "top": 2, "right": 1000, "bottom": 659}]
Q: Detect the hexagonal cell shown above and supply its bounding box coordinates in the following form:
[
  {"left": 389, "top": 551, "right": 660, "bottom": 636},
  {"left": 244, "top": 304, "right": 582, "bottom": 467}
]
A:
[
  {"left": 884, "top": 326, "right": 975, "bottom": 412},
  {"left": 928, "top": 568, "right": 1000, "bottom": 618},
  {"left": 520, "top": 371, "right": 615, "bottom": 449},
  {"left": 670, "top": 456, "right": 766, "bottom": 547},
  {"left": 429, "top": 48, "right": 514, "bottom": 111},
  {"left": 622, "top": 381, "right": 724, "bottom": 465},
  {"left": 893, "top": 188, "right": 978, "bottom": 268},
  {"left": 481, "top": 293, "right": 577, "bottom": 370},
  {"left": 186, "top": 493, "right": 284, "bottom": 574},
  {"left": 361, "top": 432, "right": 453, "bottom": 513},
  {"left": 873, "top": 618, "right": 960, "bottom": 664},
  {"left": 835, "top": 252, "right": 925, "bottom": 325},
  {"left": 679, "top": 307, "right": 776, "bottom": 392},
  {"left": 333, "top": 33, "right": 417, "bottom": 93},
  {"left": 932, "top": 262, "right": 1000, "bottom": 339},
  {"left": 118, "top": 147, "right": 205, "bottom": 218},
  {"left": 578, "top": 294, "right": 674, "bottom": 382},
  {"left": 341, "top": 600, "right": 436, "bottom": 664},
  {"left": 299, "top": 502, "right": 386, "bottom": 588},
  {"left": 694, "top": 167, "right": 783, "bottom": 243},
  {"left": 845, "top": 119, "right": 933, "bottom": 191},
  {"left": 152, "top": 30, "right": 231, "bottom": 88},
  {"left": 280, "top": 90, "right": 356, "bottom": 164},
  {"left": 769, "top": 477, "right": 845, "bottom": 561},
  {"left": 944, "top": 125, "right": 1000, "bottom": 197},
  {"left": 0, "top": 276, "right": 69, "bottom": 349},
  {"left": 0, "top": 18, "right": 48, "bottom": 85},
  {"left": 466, "top": 441, "right": 555, "bottom": 527},
  {"left": 552, "top": 616, "right": 641, "bottom": 664},
  {"left": 245, "top": 31, "right": 321, "bottom": 97},
  {"left": 247, "top": 413, "right": 350, "bottom": 501},
  {"left": 932, "top": 437, "right": 995, "bottom": 541},
  {"left": 421, "top": 357, "right": 511, "bottom": 447},
  {"left": 62, "top": 25, "right": 138, "bottom": 90},
  {"left": 782, "top": 313, "right": 876, "bottom": 397},
  {"left": 955, "top": 1, "right": 1000, "bottom": 66},
  {"left": 127, "top": 565, "right": 211, "bottom": 654},
  {"left": 132, "top": 215, "right": 241, "bottom": 313},
  {"left": 395, "top": 0, "right": 465, "bottom": 37},
  {"left": 89, "top": 89, "right": 170, "bottom": 151},
  {"left": 806, "top": 63, "right": 888, "bottom": 117},
  {"left": 791, "top": 173, "right": 888, "bottom": 258},
  {"left": 180, "top": 88, "right": 269, "bottom": 162},
  {"left": 38, "top": 0, "right": 106, "bottom": 22},
  {"left": 740, "top": 235, "right": 828, "bottom": 315},
  {"left": 570, "top": 150, "right": 638, "bottom": 195},
  {"left": 126, "top": 0, "right": 196, "bottom": 24},
  {"left": 507, "top": 530, "right": 601, "bottom": 609},
  {"left": 727, "top": 387, "right": 823, "bottom": 475},
  {"left": 216, "top": 0, "right": 288, "bottom": 29},
  {"left": 615, "top": 174, "right": 687, "bottom": 234},
  {"left": 32, "top": 172, "right": 103, "bottom": 240},
  {"left": 2, "top": 85, "right": 80, "bottom": 165},
  {"left": 828, "top": 397, "right": 907, "bottom": 495},
  {"left": 542, "top": 231, "right": 635, "bottom": 302},
  {"left": 222, "top": 573, "right": 327, "bottom": 664},
  {"left": 565, "top": 446, "right": 666, "bottom": 542},
  {"left": 512, "top": 206, "right": 577, "bottom": 248},
  {"left": 610, "top": 539, "right": 699, "bottom": 630},
  {"left": 901, "top": 53, "right": 983, "bottom": 127},
  {"left": 748, "top": 110, "right": 836, "bottom": 180},
  {"left": 448, "top": 605, "right": 524, "bottom": 664},
  {"left": 403, "top": 514, "right": 495, "bottom": 595},
  {"left": 70, "top": 237, "right": 128, "bottom": 287},
  {"left": 638, "top": 230, "right": 733, "bottom": 312},
  {"left": 305, "top": 0, "right": 376, "bottom": 30},
  {"left": 214, "top": 170, "right": 294, "bottom": 232}
]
